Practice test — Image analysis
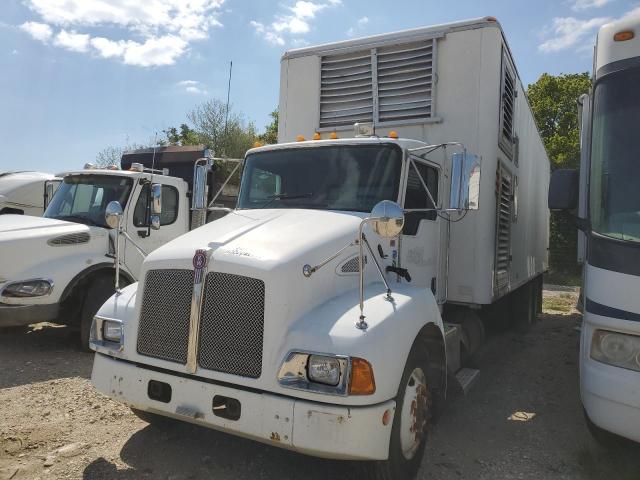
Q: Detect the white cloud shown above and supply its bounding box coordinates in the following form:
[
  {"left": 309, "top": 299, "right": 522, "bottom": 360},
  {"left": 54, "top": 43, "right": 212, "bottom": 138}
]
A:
[
  {"left": 347, "top": 16, "right": 369, "bottom": 37},
  {"left": 538, "top": 16, "right": 611, "bottom": 52},
  {"left": 20, "top": 21, "right": 53, "bottom": 42},
  {"left": 18, "top": 0, "right": 225, "bottom": 66},
  {"left": 250, "top": 1, "right": 340, "bottom": 46},
  {"left": 54, "top": 29, "right": 90, "bottom": 52},
  {"left": 178, "top": 80, "right": 208, "bottom": 94},
  {"left": 571, "top": 0, "right": 612, "bottom": 11}
]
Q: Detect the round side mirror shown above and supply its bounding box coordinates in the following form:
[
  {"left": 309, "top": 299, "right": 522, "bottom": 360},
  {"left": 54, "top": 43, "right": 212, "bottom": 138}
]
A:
[
  {"left": 105, "top": 201, "right": 123, "bottom": 229},
  {"left": 370, "top": 200, "right": 404, "bottom": 238}
]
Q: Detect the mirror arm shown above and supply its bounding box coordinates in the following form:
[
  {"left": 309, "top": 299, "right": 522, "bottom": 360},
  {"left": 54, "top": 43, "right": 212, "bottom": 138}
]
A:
[
  {"left": 357, "top": 218, "right": 370, "bottom": 330},
  {"left": 408, "top": 157, "right": 438, "bottom": 209},
  {"left": 361, "top": 233, "right": 393, "bottom": 301},
  {"left": 208, "top": 160, "right": 243, "bottom": 208},
  {"left": 121, "top": 230, "right": 148, "bottom": 259},
  {"left": 302, "top": 239, "right": 357, "bottom": 277}
]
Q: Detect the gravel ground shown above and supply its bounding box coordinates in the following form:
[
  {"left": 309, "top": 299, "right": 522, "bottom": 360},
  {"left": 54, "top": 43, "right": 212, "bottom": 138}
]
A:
[{"left": 1, "top": 291, "right": 639, "bottom": 480}]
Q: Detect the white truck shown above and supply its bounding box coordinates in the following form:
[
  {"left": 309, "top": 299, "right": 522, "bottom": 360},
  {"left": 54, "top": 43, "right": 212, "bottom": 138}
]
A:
[
  {"left": 90, "top": 17, "right": 549, "bottom": 479},
  {"left": 0, "top": 171, "right": 61, "bottom": 216},
  {"left": 549, "top": 14, "right": 640, "bottom": 444},
  {"left": 0, "top": 146, "right": 236, "bottom": 347}
]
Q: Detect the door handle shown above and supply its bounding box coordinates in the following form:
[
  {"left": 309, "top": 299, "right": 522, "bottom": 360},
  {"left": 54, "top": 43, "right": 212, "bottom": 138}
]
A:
[{"left": 137, "top": 230, "right": 149, "bottom": 238}]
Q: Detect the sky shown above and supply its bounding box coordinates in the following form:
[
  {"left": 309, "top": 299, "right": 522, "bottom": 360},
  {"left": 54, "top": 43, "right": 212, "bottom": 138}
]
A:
[{"left": 0, "top": 0, "right": 637, "bottom": 172}]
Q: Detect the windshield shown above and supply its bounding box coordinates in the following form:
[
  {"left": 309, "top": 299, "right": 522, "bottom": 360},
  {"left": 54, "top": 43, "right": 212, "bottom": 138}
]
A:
[
  {"left": 590, "top": 66, "right": 640, "bottom": 243},
  {"left": 237, "top": 145, "right": 403, "bottom": 212},
  {"left": 44, "top": 175, "right": 133, "bottom": 228}
]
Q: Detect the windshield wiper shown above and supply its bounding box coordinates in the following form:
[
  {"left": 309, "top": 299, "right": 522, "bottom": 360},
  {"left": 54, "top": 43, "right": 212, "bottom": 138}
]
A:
[
  {"left": 258, "top": 192, "right": 314, "bottom": 209},
  {"left": 53, "top": 215, "right": 101, "bottom": 227}
]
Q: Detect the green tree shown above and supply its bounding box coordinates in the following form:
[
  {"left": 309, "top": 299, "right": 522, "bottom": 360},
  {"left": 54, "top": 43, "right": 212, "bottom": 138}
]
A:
[
  {"left": 527, "top": 72, "right": 591, "bottom": 277},
  {"left": 187, "top": 99, "right": 257, "bottom": 158},
  {"left": 258, "top": 109, "right": 278, "bottom": 144},
  {"left": 163, "top": 124, "right": 201, "bottom": 146},
  {"left": 527, "top": 72, "right": 591, "bottom": 169},
  {"left": 95, "top": 141, "right": 148, "bottom": 167}
]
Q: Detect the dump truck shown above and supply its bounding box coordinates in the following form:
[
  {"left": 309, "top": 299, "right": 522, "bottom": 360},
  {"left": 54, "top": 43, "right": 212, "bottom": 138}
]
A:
[
  {"left": 0, "top": 146, "right": 237, "bottom": 347},
  {"left": 90, "top": 17, "right": 549, "bottom": 479}
]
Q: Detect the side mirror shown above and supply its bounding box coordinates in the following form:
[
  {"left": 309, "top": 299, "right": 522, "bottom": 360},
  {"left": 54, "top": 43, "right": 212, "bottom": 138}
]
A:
[
  {"left": 549, "top": 169, "right": 579, "bottom": 210},
  {"left": 193, "top": 164, "right": 209, "bottom": 210},
  {"left": 43, "top": 181, "right": 56, "bottom": 209},
  {"left": 151, "top": 183, "right": 162, "bottom": 215},
  {"left": 370, "top": 200, "right": 405, "bottom": 237},
  {"left": 105, "top": 201, "right": 123, "bottom": 229},
  {"left": 450, "top": 152, "right": 481, "bottom": 210},
  {"left": 150, "top": 183, "right": 162, "bottom": 231}
]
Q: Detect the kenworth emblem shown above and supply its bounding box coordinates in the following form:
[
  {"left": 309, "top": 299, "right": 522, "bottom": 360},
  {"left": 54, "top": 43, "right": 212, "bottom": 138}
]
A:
[{"left": 192, "top": 249, "right": 208, "bottom": 285}]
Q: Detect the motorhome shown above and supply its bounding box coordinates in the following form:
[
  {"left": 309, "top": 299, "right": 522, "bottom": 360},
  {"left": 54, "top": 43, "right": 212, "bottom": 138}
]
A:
[
  {"left": 0, "top": 171, "right": 60, "bottom": 216},
  {"left": 90, "top": 17, "right": 549, "bottom": 479},
  {"left": 0, "top": 146, "right": 236, "bottom": 347},
  {"left": 550, "top": 14, "right": 640, "bottom": 444}
]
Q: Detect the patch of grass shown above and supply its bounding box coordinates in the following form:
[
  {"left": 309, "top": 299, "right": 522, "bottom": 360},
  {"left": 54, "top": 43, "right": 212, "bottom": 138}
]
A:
[{"left": 543, "top": 294, "right": 576, "bottom": 313}]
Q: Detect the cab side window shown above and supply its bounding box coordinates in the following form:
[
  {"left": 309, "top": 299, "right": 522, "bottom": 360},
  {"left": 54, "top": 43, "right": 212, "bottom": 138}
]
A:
[
  {"left": 133, "top": 184, "right": 179, "bottom": 227},
  {"left": 403, "top": 161, "right": 439, "bottom": 236}
]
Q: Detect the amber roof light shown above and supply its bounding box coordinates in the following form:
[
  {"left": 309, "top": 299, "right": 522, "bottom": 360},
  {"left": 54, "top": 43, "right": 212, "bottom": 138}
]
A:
[{"left": 614, "top": 30, "right": 635, "bottom": 42}]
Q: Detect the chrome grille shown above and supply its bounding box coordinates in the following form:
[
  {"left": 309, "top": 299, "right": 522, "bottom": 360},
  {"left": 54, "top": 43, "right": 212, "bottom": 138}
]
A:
[
  {"left": 137, "top": 269, "right": 194, "bottom": 364},
  {"left": 198, "top": 272, "right": 265, "bottom": 378}
]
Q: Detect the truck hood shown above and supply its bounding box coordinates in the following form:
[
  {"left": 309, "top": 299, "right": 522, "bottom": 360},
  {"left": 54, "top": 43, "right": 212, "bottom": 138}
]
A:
[
  {"left": 0, "top": 215, "right": 109, "bottom": 292},
  {"left": 0, "top": 214, "right": 77, "bottom": 234},
  {"left": 146, "top": 208, "right": 365, "bottom": 270}
]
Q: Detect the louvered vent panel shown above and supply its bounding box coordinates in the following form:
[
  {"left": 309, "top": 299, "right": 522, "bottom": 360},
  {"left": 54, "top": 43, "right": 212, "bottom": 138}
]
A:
[
  {"left": 502, "top": 68, "right": 515, "bottom": 141},
  {"left": 320, "top": 51, "right": 374, "bottom": 128},
  {"left": 377, "top": 41, "right": 434, "bottom": 123},
  {"left": 495, "top": 168, "right": 512, "bottom": 291}
]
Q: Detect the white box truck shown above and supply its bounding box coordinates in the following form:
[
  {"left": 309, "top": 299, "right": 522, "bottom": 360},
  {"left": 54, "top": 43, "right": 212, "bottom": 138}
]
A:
[
  {"left": 0, "top": 146, "right": 237, "bottom": 348},
  {"left": 0, "top": 171, "right": 61, "bottom": 216},
  {"left": 90, "top": 17, "right": 549, "bottom": 479},
  {"left": 550, "top": 14, "right": 640, "bottom": 445}
]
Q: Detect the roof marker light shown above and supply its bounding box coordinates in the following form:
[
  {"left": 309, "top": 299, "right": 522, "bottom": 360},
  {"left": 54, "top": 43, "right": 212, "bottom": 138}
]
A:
[
  {"left": 329, "top": 132, "right": 338, "bottom": 140},
  {"left": 253, "top": 141, "right": 263, "bottom": 148},
  {"left": 296, "top": 134, "right": 305, "bottom": 142},
  {"left": 313, "top": 132, "right": 321, "bottom": 140},
  {"left": 388, "top": 131, "right": 399, "bottom": 139},
  {"left": 614, "top": 30, "right": 634, "bottom": 42}
]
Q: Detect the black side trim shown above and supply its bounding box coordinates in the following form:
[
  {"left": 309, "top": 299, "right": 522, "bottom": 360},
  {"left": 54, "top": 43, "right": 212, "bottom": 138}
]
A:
[
  {"left": 596, "top": 55, "right": 640, "bottom": 79},
  {"left": 588, "top": 233, "right": 640, "bottom": 277},
  {"left": 585, "top": 298, "right": 640, "bottom": 323}
]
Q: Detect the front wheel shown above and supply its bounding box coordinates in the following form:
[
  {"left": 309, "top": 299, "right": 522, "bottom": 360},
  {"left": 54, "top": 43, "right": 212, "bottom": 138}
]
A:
[
  {"left": 368, "top": 345, "right": 431, "bottom": 480},
  {"left": 79, "top": 274, "right": 122, "bottom": 351}
]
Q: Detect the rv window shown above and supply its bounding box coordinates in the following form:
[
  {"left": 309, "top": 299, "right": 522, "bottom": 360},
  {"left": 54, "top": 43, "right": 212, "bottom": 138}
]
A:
[
  {"left": 403, "top": 161, "right": 438, "bottom": 236},
  {"left": 133, "top": 184, "right": 179, "bottom": 227}
]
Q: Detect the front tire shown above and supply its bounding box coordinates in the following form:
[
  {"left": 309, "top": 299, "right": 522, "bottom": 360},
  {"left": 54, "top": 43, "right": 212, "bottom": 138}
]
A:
[
  {"left": 368, "top": 344, "right": 431, "bottom": 480},
  {"left": 79, "top": 274, "right": 121, "bottom": 351}
]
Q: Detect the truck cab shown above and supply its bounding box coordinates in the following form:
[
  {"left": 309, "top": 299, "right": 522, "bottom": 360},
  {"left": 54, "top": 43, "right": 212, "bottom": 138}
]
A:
[
  {"left": 0, "top": 171, "right": 60, "bottom": 216},
  {"left": 0, "top": 146, "right": 221, "bottom": 348}
]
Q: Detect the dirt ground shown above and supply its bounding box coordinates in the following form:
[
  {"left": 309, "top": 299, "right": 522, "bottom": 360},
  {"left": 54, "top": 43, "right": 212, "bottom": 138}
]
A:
[{"left": 1, "top": 291, "right": 639, "bottom": 480}]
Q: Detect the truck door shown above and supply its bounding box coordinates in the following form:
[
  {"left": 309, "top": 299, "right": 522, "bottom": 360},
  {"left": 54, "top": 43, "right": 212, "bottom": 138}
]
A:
[
  {"left": 122, "top": 182, "right": 185, "bottom": 277},
  {"left": 399, "top": 156, "right": 443, "bottom": 300}
]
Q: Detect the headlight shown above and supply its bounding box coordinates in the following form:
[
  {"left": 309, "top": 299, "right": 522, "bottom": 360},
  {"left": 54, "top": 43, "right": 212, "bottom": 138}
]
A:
[
  {"left": 2, "top": 279, "right": 53, "bottom": 298},
  {"left": 308, "top": 355, "right": 341, "bottom": 386},
  {"left": 102, "top": 319, "right": 123, "bottom": 343},
  {"left": 591, "top": 330, "right": 640, "bottom": 372},
  {"left": 277, "top": 351, "right": 375, "bottom": 396}
]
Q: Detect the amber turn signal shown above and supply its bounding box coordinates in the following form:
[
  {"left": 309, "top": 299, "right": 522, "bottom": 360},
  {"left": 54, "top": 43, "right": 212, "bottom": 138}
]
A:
[
  {"left": 329, "top": 131, "right": 338, "bottom": 139},
  {"left": 296, "top": 134, "right": 305, "bottom": 142},
  {"left": 349, "top": 358, "right": 376, "bottom": 395},
  {"left": 614, "top": 30, "right": 635, "bottom": 42},
  {"left": 313, "top": 132, "right": 321, "bottom": 140}
]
